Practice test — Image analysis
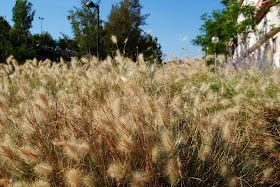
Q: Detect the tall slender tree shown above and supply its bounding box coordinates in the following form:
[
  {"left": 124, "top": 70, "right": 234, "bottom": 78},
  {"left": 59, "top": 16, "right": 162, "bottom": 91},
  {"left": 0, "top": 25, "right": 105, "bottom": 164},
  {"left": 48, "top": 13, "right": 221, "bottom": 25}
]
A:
[
  {"left": 68, "top": 0, "right": 101, "bottom": 57},
  {"left": 105, "top": 0, "right": 149, "bottom": 60},
  {"left": 12, "top": 0, "right": 35, "bottom": 35}
]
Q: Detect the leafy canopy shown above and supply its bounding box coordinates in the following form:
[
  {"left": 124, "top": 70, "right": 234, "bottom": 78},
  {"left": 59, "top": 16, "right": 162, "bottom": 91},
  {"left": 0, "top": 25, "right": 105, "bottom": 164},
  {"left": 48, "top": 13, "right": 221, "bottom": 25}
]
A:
[
  {"left": 192, "top": 0, "right": 255, "bottom": 55},
  {"left": 68, "top": 0, "right": 101, "bottom": 57},
  {"left": 12, "top": 0, "right": 35, "bottom": 35}
]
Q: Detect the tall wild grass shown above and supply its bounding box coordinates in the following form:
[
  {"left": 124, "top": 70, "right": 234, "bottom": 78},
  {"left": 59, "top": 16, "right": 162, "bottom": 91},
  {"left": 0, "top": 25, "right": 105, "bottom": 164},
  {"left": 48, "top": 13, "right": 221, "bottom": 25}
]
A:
[{"left": 0, "top": 53, "right": 279, "bottom": 186}]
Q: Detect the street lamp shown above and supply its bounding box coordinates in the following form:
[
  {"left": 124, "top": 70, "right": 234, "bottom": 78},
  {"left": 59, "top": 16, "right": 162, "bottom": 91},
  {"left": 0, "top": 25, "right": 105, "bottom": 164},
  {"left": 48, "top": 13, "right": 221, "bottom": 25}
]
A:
[
  {"left": 39, "top": 17, "right": 45, "bottom": 34},
  {"left": 86, "top": 1, "right": 100, "bottom": 60},
  {"left": 212, "top": 36, "right": 219, "bottom": 72}
]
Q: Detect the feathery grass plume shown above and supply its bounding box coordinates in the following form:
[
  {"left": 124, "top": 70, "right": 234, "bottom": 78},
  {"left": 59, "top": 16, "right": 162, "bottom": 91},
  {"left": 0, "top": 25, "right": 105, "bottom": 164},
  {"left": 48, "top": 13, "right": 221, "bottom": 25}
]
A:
[
  {"left": 111, "top": 35, "right": 117, "bottom": 44},
  {"left": 222, "top": 121, "right": 231, "bottom": 140},
  {"left": 83, "top": 175, "right": 96, "bottom": 187},
  {"left": 81, "top": 56, "right": 89, "bottom": 64},
  {"left": 65, "top": 169, "right": 83, "bottom": 187},
  {"left": 31, "top": 180, "right": 50, "bottom": 187},
  {"left": 138, "top": 53, "right": 145, "bottom": 64},
  {"left": 233, "top": 93, "right": 247, "bottom": 104},
  {"left": 12, "top": 181, "right": 29, "bottom": 187},
  {"left": 107, "top": 162, "right": 126, "bottom": 182},
  {"left": 224, "top": 107, "right": 240, "bottom": 116},
  {"left": 34, "top": 162, "right": 53, "bottom": 177},
  {"left": 263, "top": 138, "right": 277, "bottom": 150},
  {"left": 228, "top": 178, "right": 238, "bottom": 187},
  {"left": 53, "top": 140, "right": 89, "bottom": 162},
  {"left": 0, "top": 179, "right": 10, "bottom": 186},
  {"left": 122, "top": 79, "right": 137, "bottom": 96},
  {"left": 8, "top": 64, "right": 13, "bottom": 72},
  {"left": 219, "top": 165, "right": 228, "bottom": 177},
  {"left": 200, "top": 82, "right": 211, "bottom": 93},
  {"left": 19, "top": 84, "right": 31, "bottom": 98},
  {"left": 220, "top": 98, "right": 231, "bottom": 107},
  {"left": 34, "top": 103, "right": 48, "bottom": 121},
  {"left": 32, "top": 58, "right": 38, "bottom": 66},
  {"left": 217, "top": 54, "right": 225, "bottom": 64},
  {"left": 35, "top": 92, "right": 49, "bottom": 109},
  {"left": 18, "top": 146, "right": 40, "bottom": 163},
  {"left": 0, "top": 144, "right": 16, "bottom": 162},
  {"left": 6, "top": 55, "right": 14, "bottom": 65},
  {"left": 0, "top": 95, "right": 8, "bottom": 115},
  {"left": 117, "top": 133, "right": 134, "bottom": 154},
  {"left": 263, "top": 167, "right": 274, "bottom": 181},
  {"left": 144, "top": 96, "right": 156, "bottom": 115},
  {"left": 166, "top": 158, "right": 180, "bottom": 185},
  {"left": 131, "top": 171, "right": 147, "bottom": 187},
  {"left": 171, "top": 95, "right": 184, "bottom": 116},
  {"left": 152, "top": 145, "right": 161, "bottom": 163},
  {"left": 112, "top": 97, "right": 124, "bottom": 117},
  {"left": 155, "top": 111, "right": 165, "bottom": 127},
  {"left": 161, "top": 130, "right": 174, "bottom": 154},
  {"left": 200, "top": 144, "right": 211, "bottom": 162}
]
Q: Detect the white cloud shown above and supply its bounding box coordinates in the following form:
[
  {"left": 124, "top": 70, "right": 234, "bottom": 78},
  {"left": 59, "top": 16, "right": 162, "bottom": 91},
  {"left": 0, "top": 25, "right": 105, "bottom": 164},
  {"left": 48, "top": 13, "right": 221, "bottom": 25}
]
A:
[{"left": 182, "top": 36, "right": 188, "bottom": 41}]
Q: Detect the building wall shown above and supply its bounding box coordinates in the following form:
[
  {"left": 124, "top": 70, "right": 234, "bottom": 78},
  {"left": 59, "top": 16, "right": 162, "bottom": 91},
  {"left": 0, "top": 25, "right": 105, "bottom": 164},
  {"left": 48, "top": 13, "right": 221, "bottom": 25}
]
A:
[{"left": 236, "top": 0, "right": 280, "bottom": 67}]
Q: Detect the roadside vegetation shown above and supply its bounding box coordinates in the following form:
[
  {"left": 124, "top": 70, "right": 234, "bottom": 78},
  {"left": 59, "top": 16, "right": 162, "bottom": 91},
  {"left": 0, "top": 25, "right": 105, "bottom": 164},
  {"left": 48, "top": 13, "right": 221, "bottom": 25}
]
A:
[{"left": 0, "top": 52, "right": 279, "bottom": 186}]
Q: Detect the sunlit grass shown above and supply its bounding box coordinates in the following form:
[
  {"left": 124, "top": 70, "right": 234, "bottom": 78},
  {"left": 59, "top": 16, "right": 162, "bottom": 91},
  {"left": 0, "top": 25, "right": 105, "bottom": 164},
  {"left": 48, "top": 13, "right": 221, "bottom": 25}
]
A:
[{"left": 0, "top": 54, "right": 279, "bottom": 186}]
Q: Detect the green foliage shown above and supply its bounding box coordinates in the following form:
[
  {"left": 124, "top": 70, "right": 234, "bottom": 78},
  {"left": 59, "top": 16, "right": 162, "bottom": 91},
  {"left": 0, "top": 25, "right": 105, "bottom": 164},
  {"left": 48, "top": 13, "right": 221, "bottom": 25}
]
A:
[
  {"left": 0, "top": 38, "right": 14, "bottom": 63},
  {"left": 57, "top": 33, "right": 79, "bottom": 53},
  {"left": 104, "top": 0, "right": 149, "bottom": 60},
  {"left": 32, "top": 32, "right": 56, "bottom": 47},
  {"left": 68, "top": 0, "right": 101, "bottom": 56},
  {"left": 140, "top": 33, "right": 162, "bottom": 62},
  {"left": 13, "top": 44, "right": 36, "bottom": 64},
  {"left": 12, "top": 0, "right": 35, "bottom": 35},
  {"left": 192, "top": 0, "right": 255, "bottom": 55},
  {"left": 0, "top": 16, "right": 11, "bottom": 35}
]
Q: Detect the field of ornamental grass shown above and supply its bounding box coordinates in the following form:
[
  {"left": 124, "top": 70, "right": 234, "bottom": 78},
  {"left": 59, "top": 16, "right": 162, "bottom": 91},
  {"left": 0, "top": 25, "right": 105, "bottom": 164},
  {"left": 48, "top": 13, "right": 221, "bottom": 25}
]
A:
[{"left": 0, "top": 54, "right": 279, "bottom": 186}]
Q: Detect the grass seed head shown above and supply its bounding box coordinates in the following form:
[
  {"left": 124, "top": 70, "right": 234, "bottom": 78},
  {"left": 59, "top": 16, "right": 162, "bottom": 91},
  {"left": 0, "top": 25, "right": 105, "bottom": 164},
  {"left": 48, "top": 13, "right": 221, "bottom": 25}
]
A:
[
  {"left": 111, "top": 35, "right": 117, "bottom": 44},
  {"left": 107, "top": 162, "right": 126, "bottom": 182},
  {"left": 31, "top": 180, "right": 50, "bottom": 187},
  {"left": 228, "top": 178, "right": 238, "bottom": 187},
  {"left": 166, "top": 158, "right": 179, "bottom": 185},
  {"left": 34, "top": 162, "right": 53, "bottom": 177},
  {"left": 263, "top": 167, "right": 274, "bottom": 180},
  {"left": 131, "top": 171, "right": 147, "bottom": 187},
  {"left": 65, "top": 169, "right": 83, "bottom": 187}
]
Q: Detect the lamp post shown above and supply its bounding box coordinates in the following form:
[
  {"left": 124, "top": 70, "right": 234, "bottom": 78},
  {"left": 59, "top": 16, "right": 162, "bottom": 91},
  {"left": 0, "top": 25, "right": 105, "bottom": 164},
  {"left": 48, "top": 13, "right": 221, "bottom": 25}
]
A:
[
  {"left": 212, "top": 36, "right": 219, "bottom": 72},
  {"left": 39, "top": 17, "right": 45, "bottom": 34},
  {"left": 86, "top": 1, "right": 100, "bottom": 60}
]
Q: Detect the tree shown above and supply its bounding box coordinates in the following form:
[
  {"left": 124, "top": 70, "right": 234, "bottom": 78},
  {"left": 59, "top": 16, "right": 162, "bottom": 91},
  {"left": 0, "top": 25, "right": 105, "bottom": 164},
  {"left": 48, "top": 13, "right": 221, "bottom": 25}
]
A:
[
  {"left": 140, "top": 33, "right": 162, "bottom": 62},
  {"left": 12, "top": 0, "right": 35, "bottom": 35},
  {"left": 32, "top": 32, "right": 57, "bottom": 48},
  {"left": 57, "top": 33, "right": 79, "bottom": 52},
  {"left": 68, "top": 0, "right": 101, "bottom": 57},
  {"left": 192, "top": 0, "right": 255, "bottom": 55},
  {"left": 0, "top": 17, "right": 12, "bottom": 63},
  {"left": 105, "top": 0, "right": 149, "bottom": 60},
  {"left": 0, "top": 17, "right": 11, "bottom": 35}
]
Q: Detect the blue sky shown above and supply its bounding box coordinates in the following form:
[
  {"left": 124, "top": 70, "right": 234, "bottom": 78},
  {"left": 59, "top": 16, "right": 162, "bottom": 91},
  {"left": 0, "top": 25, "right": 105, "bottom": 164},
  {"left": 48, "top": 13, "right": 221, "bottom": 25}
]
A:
[{"left": 0, "top": 0, "right": 223, "bottom": 59}]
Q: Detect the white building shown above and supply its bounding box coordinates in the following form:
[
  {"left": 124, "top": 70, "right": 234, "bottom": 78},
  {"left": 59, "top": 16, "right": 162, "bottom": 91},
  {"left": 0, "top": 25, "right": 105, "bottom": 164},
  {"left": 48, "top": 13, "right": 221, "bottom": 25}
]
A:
[{"left": 236, "top": 0, "right": 280, "bottom": 67}]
